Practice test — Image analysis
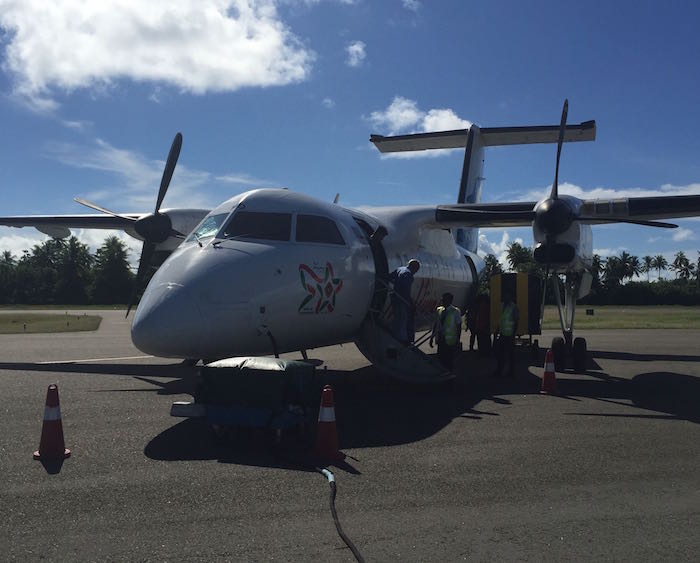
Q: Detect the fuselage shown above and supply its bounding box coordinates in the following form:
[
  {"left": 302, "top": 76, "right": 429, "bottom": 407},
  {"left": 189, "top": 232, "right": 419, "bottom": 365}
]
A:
[{"left": 130, "top": 189, "right": 481, "bottom": 360}]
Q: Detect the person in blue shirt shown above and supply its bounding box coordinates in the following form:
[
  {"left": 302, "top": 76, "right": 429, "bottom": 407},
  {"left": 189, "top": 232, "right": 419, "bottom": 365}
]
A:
[{"left": 389, "top": 259, "right": 420, "bottom": 345}]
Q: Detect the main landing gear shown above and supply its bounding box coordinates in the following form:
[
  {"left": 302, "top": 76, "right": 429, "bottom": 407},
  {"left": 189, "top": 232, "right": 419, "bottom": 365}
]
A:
[
  {"left": 550, "top": 331, "right": 587, "bottom": 373},
  {"left": 548, "top": 272, "right": 590, "bottom": 373}
]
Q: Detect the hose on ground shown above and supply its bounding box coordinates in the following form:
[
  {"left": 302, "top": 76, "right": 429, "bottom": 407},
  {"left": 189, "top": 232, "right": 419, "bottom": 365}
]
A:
[{"left": 319, "top": 468, "right": 365, "bottom": 563}]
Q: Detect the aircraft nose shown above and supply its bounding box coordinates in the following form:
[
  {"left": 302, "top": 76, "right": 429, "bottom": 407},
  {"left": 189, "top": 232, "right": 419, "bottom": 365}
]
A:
[{"left": 131, "top": 282, "right": 203, "bottom": 357}]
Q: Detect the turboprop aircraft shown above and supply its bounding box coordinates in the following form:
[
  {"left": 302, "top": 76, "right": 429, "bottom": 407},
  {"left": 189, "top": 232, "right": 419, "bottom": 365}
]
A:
[{"left": 3, "top": 100, "right": 700, "bottom": 381}]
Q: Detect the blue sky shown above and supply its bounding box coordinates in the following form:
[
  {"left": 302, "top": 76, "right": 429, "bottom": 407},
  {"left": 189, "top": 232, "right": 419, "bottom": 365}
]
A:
[{"left": 1, "top": 0, "right": 699, "bottom": 273}]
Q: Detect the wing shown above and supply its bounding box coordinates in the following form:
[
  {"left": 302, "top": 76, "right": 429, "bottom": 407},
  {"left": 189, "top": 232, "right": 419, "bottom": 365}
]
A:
[
  {"left": 435, "top": 202, "right": 537, "bottom": 228},
  {"left": 434, "top": 194, "right": 700, "bottom": 229},
  {"left": 0, "top": 213, "right": 146, "bottom": 239},
  {"left": 578, "top": 194, "right": 700, "bottom": 224}
]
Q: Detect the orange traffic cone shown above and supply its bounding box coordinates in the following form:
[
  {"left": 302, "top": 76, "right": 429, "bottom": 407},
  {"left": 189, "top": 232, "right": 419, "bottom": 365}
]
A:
[
  {"left": 313, "top": 385, "right": 345, "bottom": 462},
  {"left": 540, "top": 349, "right": 557, "bottom": 395},
  {"left": 33, "top": 384, "right": 71, "bottom": 461}
]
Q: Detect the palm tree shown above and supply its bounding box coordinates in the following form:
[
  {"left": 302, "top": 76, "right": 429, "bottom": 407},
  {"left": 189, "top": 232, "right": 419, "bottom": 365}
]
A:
[
  {"left": 1, "top": 250, "right": 15, "bottom": 267},
  {"left": 642, "top": 255, "right": 653, "bottom": 282},
  {"left": 616, "top": 251, "right": 640, "bottom": 281},
  {"left": 670, "top": 250, "right": 694, "bottom": 280},
  {"left": 590, "top": 254, "right": 604, "bottom": 291},
  {"left": 603, "top": 255, "right": 624, "bottom": 287},
  {"left": 91, "top": 236, "right": 134, "bottom": 304},
  {"left": 626, "top": 254, "right": 641, "bottom": 281},
  {"left": 651, "top": 255, "right": 668, "bottom": 280},
  {"left": 505, "top": 241, "right": 533, "bottom": 272}
]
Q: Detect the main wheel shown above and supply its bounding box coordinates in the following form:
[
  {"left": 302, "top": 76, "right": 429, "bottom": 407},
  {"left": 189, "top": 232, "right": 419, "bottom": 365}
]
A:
[
  {"left": 573, "top": 337, "right": 587, "bottom": 373},
  {"left": 551, "top": 337, "right": 566, "bottom": 372}
]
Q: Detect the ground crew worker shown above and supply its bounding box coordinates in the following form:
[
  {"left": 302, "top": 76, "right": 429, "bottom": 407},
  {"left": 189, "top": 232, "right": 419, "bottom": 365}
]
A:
[
  {"left": 389, "top": 259, "right": 420, "bottom": 345},
  {"left": 495, "top": 291, "right": 519, "bottom": 377},
  {"left": 474, "top": 293, "right": 491, "bottom": 356},
  {"left": 429, "top": 292, "right": 462, "bottom": 369},
  {"left": 465, "top": 297, "right": 476, "bottom": 351}
]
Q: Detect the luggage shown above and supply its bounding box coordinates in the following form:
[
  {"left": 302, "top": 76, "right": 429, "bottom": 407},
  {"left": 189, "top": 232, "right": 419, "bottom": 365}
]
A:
[{"left": 197, "top": 357, "right": 321, "bottom": 430}]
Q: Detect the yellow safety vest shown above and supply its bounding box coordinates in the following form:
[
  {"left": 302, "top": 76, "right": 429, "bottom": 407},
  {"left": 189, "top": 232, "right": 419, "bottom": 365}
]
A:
[
  {"left": 436, "top": 305, "right": 461, "bottom": 345},
  {"left": 499, "top": 303, "right": 516, "bottom": 337}
]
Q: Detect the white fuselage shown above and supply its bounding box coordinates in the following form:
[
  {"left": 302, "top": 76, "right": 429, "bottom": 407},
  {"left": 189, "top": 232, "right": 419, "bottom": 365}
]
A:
[{"left": 130, "top": 189, "right": 480, "bottom": 360}]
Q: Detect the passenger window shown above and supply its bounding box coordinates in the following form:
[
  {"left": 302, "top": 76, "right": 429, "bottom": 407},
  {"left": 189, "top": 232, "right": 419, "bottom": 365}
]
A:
[
  {"left": 222, "top": 211, "right": 291, "bottom": 241},
  {"left": 296, "top": 214, "right": 345, "bottom": 245}
]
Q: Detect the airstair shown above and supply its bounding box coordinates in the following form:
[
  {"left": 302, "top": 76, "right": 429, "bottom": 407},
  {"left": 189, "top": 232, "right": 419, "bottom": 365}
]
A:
[{"left": 354, "top": 315, "right": 452, "bottom": 383}]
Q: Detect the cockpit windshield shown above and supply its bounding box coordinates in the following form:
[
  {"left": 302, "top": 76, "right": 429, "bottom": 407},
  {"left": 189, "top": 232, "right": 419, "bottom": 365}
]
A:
[
  {"left": 220, "top": 211, "right": 292, "bottom": 241},
  {"left": 186, "top": 213, "right": 229, "bottom": 243}
]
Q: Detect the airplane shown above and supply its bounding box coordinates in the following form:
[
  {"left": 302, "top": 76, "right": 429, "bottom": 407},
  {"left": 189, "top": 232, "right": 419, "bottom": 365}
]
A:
[{"left": 3, "top": 100, "right": 700, "bottom": 381}]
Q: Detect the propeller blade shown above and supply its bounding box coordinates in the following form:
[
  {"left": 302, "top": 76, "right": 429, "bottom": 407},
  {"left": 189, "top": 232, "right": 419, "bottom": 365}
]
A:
[
  {"left": 577, "top": 217, "right": 678, "bottom": 229},
  {"left": 155, "top": 132, "right": 183, "bottom": 213},
  {"left": 126, "top": 241, "right": 156, "bottom": 318},
  {"left": 74, "top": 197, "right": 137, "bottom": 223},
  {"left": 551, "top": 99, "right": 568, "bottom": 200}
]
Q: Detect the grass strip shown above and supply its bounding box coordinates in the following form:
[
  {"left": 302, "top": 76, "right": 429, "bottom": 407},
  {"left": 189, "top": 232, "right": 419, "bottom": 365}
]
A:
[{"left": 0, "top": 313, "right": 102, "bottom": 334}]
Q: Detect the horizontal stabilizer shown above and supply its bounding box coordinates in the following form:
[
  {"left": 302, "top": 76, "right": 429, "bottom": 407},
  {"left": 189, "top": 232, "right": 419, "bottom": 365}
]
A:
[{"left": 371, "top": 121, "right": 596, "bottom": 153}]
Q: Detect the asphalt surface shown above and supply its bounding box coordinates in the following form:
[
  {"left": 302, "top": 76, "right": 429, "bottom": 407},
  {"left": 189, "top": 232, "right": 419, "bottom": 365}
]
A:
[{"left": 1, "top": 310, "right": 699, "bottom": 562}]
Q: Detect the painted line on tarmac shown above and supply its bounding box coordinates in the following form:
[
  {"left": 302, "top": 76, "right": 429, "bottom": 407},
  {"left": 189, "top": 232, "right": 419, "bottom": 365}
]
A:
[{"left": 39, "top": 355, "right": 154, "bottom": 364}]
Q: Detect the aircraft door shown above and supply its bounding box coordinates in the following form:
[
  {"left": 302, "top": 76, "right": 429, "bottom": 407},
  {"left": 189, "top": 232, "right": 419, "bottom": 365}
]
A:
[{"left": 354, "top": 219, "right": 389, "bottom": 318}]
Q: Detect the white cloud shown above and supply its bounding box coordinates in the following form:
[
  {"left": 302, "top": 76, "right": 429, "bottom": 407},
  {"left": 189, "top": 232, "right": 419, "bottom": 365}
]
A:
[
  {"left": 369, "top": 96, "right": 423, "bottom": 133},
  {"left": 672, "top": 227, "right": 695, "bottom": 242},
  {"left": 322, "top": 97, "right": 335, "bottom": 109},
  {"left": 214, "top": 172, "right": 277, "bottom": 187},
  {"left": 42, "top": 137, "right": 259, "bottom": 210},
  {"left": 0, "top": 0, "right": 315, "bottom": 111},
  {"left": 368, "top": 96, "right": 472, "bottom": 159},
  {"left": 477, "top": 230, "right": 528, "bottom": 267},
  {"left": 593, "top": 246, "right": 627, "bottom": 258},
  {"left": 346, "top": 40, "right": 366, "bottom": 67},
  {"left": 522, "top": 181, "right": 700, "bottom": 202},
  {"left": 402, "top": 0, "right": 421, "bottom": 11}
]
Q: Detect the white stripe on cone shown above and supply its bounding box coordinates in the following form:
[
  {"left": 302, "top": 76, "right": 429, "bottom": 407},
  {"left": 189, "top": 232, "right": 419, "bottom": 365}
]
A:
[
  {"left": 43, "top": 406, "right": 62, "bottom": 421},
  {"left": 318, "top": 406, "right": 336, "bottom": 422}
]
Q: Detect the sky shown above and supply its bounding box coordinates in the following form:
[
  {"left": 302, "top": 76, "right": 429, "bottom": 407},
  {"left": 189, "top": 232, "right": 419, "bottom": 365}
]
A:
[{"left": 0, "top": 0, "right": 699, "bottom": 276}]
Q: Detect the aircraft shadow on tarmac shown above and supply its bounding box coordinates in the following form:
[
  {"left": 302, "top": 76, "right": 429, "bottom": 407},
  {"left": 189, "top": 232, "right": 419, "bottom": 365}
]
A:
[{"left": 2, "top": 350, "right": 698, "bottom": 472}]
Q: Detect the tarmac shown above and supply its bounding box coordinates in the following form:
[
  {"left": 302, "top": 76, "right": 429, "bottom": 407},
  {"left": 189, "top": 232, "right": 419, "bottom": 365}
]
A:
[{"left": 1, "top": 309, "right": 699, "bottom": 561}]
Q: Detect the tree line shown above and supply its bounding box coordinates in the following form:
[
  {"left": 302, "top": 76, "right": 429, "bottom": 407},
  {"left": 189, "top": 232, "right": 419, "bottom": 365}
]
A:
[
  {"left": 2, "top": 236, "right": 699, "bottom": 306},
  {"left": 0, "top": 236, "right": 134, "bottom": 305},
  {"left": 481, "top": 242, "right": 700, "bottom": 305}
]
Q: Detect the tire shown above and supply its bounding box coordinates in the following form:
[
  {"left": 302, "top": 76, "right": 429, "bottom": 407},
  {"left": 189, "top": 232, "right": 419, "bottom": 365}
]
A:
[
  {"left": 551, "top": 337, "right": 566, "bottom": 372},
  {"left": 573, "top": 337, "right": 587, "bottom": 373}
]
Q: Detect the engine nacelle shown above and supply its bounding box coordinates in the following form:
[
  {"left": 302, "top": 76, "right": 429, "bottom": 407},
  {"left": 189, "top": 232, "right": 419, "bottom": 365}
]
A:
[{"left": 533, "top": 220, "right": 593, "bottom": 273}]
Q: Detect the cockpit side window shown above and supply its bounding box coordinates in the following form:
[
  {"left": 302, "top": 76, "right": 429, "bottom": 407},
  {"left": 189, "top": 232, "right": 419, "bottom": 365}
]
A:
[
  {"left": 221, "top": 211, "right": 292, "bottom": 241},
  {"left": 186, "top": 212, "right": 229, "bottom": 242},
  {"left": 296, "top": 214, "right": 345, "bottom": 245}
]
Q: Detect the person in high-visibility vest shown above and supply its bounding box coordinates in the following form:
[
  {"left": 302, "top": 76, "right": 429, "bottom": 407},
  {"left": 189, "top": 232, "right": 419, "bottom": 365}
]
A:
[
  {"left": 429, "top": 292, "right": 462, "bottom": 369},
  {"left": 495, "top": 291, "right": 520, "bottom": 377}
]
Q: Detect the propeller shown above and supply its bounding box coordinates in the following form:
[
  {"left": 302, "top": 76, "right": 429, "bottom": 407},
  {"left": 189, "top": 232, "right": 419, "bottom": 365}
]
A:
[
  {"left": 74, "top": 133, "right": 186, "bottom": 317},
  {"left": 536, "top": 99, "right": 570, "bottom": 325},
  {"left": 124, "top": 132, "right": 185, "bottom": 317}
]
